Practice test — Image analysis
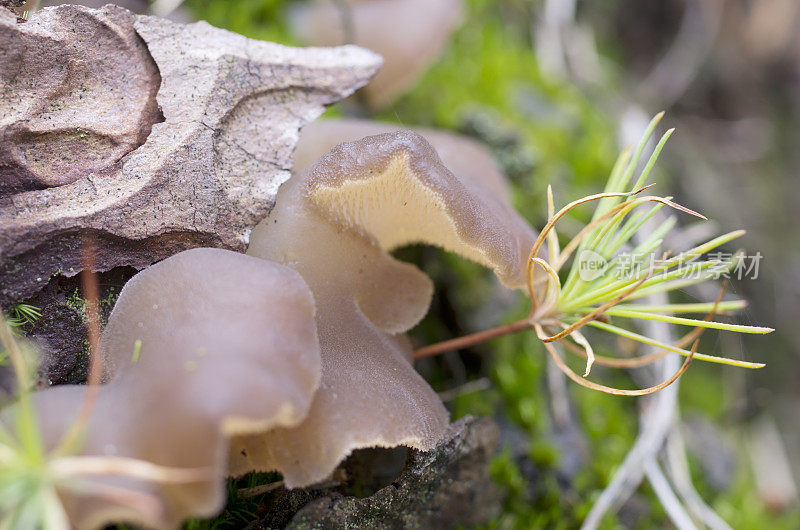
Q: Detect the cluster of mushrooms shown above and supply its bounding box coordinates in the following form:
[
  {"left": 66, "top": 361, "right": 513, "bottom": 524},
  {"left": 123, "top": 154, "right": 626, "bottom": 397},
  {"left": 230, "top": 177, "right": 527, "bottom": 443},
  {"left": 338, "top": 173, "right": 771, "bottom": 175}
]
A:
[
  {"left": 1, "top": 3, "right": 773, "bottom": 528},
  {"left": 2, "top": 123, "right": 538, "bottom": 529}
]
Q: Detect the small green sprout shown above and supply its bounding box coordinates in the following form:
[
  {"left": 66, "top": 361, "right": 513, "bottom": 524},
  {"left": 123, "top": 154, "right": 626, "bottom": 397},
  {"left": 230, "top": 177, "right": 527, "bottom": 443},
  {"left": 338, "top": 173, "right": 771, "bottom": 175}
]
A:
[
  {"left": 0, "top": 304, "right": 41, "bottom": 366},
  {"left": 131, "top": 339, "right": 142, "bottom": 363},
  {"left": 7, "top": 304, "right": 41, "bottom": 329},
  {"left": 415, "top": 112, "right": 771, "bottom": 395}
]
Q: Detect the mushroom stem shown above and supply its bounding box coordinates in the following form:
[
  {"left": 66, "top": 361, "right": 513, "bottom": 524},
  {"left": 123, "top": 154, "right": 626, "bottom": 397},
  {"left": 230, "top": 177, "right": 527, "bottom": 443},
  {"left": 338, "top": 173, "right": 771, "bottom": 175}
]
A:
[{"left": 413, "top": 318, "right": 533, "bottom": 359}]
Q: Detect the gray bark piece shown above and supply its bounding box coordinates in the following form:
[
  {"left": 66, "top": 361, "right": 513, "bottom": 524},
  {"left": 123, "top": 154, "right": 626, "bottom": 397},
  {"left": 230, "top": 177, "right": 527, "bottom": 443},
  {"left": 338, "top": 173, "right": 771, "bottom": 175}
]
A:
[
  {"left": 284, "top": 416, "right": 503, "bottom": 530},
  {"left": 0, "top": 4, "right": 382, "bottom": 305}
]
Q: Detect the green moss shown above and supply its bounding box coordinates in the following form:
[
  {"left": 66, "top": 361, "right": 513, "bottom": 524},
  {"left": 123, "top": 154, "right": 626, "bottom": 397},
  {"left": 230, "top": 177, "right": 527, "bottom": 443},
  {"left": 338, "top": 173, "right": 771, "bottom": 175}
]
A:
[
  {"left": 64, "top": 288, "right": 87, "bottom": 322},
  {"left": 63, "top": 285, "right": 120, "bottom": 326},
  {"left": 709, "top": 461, "right": 800, "bottom": 529},
  {"left": 678, "top": 362, "right": 726, "bottom": 420},
  {"left": 184, "top": 472, "right": 283, "bottom": 530},
  {"left": 183, "top": 0, "right": 297, "bottom": 44}
]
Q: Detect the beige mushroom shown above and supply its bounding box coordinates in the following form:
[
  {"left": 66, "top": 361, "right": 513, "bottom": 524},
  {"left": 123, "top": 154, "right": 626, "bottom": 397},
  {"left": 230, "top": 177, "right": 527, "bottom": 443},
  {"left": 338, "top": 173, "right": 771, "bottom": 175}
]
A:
[
  {"left": 236, "top": 131, "right": 536, "bottom": 487},
  {"left": 289, "top": 0, "right": 463, "bottom": 108},
  {"left": 4, "top": 248, "right": 321, "bottom": 529},
  {"left": 293, "top": 118, "right": 511, "bottom": 201}
]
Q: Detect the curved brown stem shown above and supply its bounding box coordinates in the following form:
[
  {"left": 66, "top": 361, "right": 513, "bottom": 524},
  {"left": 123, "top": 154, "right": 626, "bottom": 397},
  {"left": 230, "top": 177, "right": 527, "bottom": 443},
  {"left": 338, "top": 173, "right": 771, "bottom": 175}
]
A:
[
  {"left": 525, "top": 186, "right": 656, "bottom": 303},
  {"left": 413, "top": 318, "right": 532, "bottom": 359},
  {"left": 536, "top": 323, "right": 698, "bottom": 396}
]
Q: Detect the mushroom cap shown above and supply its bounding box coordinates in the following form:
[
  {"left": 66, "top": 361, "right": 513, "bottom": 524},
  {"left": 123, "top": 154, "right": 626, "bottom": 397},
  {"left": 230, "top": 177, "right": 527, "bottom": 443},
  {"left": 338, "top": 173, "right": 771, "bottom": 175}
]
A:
[
  {"left": 240, "top": 130, "right": 536, "bottom": 487},
  {"left": 304, "top": 130, "right": 535, "bottom": 289},
  {"left": 5, "top": 248, "right": 321, "bottom": 529},
  {"left": 236, "top": 166, "right": 445, "bottom": 487},
  {"left": 294, "top": 118, "right": 511, "bottom": 201},
  {"left": 289, "top": 0, "right": 463, "bottom": 108}
]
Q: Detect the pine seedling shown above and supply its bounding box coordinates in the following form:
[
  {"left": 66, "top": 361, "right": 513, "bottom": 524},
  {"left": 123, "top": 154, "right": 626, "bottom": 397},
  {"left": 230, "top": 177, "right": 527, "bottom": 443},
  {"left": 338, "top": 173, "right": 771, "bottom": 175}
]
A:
[{"left": 415, "top": 113, "right": 771, "bottom": 395}]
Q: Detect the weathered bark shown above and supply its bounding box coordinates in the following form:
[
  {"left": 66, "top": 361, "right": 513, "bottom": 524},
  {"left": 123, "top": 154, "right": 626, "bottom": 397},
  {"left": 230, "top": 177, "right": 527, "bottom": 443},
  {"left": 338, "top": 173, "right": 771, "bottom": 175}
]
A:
[{"left": 0, "top": 4, "right": 381, "bottom": 307}]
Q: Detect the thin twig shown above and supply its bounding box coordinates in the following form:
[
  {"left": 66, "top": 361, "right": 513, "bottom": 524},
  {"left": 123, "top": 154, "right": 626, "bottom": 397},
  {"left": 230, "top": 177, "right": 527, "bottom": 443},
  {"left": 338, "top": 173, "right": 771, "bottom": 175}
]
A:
[
  {"left": 438, "top": 378, "right": 492, "bottom": 402},
  {"left": 644, "top": 460, "right": 697, "bottom": 530},
  {"left": 236, "top": 480, "right": 284, "bottom": 499},
  {"left": 55, "top": 236, "right": 104, "bottom": 456},
  {"left": 413, "top": 318, "right": 531, "bottom": 359},
  {"left": 665, "top": 426, "right": 733, "bottom": 530}
]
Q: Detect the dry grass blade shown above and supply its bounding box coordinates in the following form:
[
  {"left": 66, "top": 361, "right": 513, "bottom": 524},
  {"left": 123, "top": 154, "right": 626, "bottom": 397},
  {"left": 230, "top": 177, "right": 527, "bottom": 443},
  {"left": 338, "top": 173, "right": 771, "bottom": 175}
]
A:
[
  {"left": 529, "top": 256, "right": 562, "bottom": 313},
  {"left": 526, "top": 185, "right": 656, "bottom": 282},
  {"left": 555, "top": 195, "right": 705, "bottom": 271},
  {"left": 536, "top": 283, "right": 726, "bottom": 394},
  {"left": 51, "top": 456, "right": 214, "bottom": 483},
  {"left": 236, "top": 480, "right": 285, "bottom": 499},
  {"left": 55, "top": 237, "right": 104, "bottom": 456},
  {"left": 58, "top": 480, "right": 165, "bottom": 522},
  {"left": 536, "top": 323, "right": 698, "bottom": 396}
]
